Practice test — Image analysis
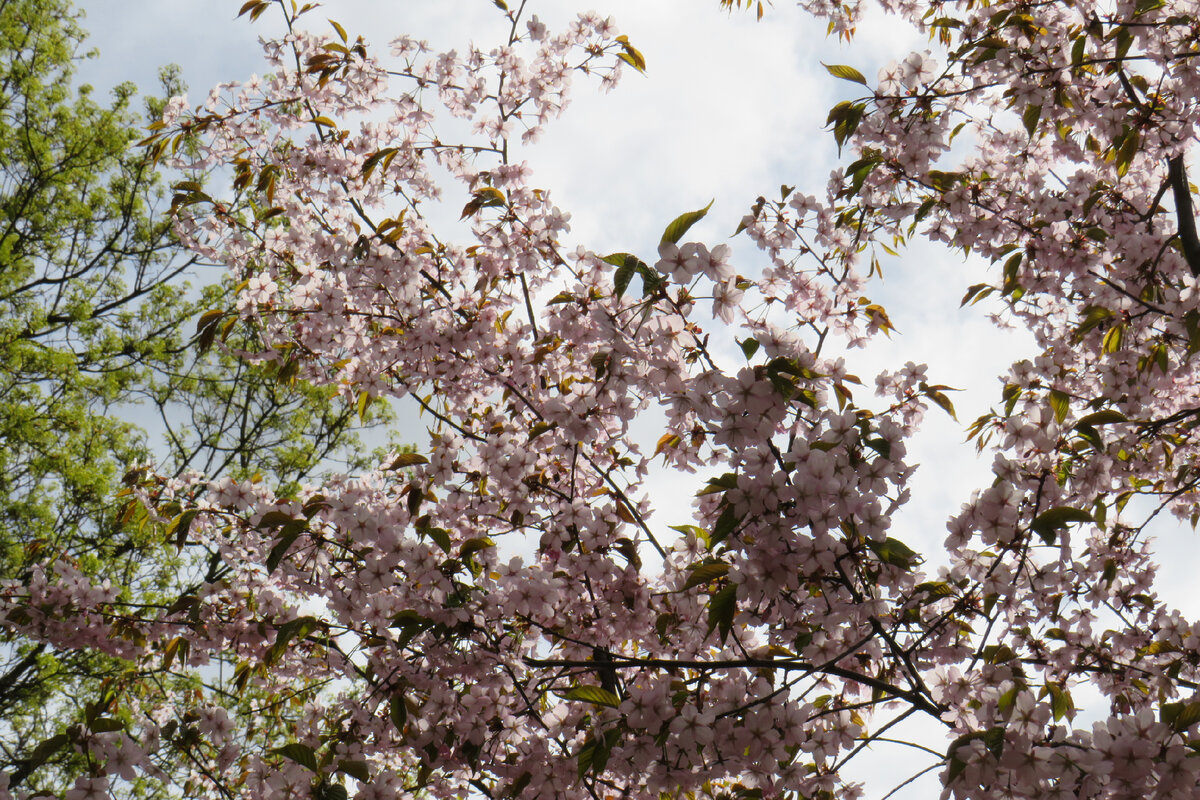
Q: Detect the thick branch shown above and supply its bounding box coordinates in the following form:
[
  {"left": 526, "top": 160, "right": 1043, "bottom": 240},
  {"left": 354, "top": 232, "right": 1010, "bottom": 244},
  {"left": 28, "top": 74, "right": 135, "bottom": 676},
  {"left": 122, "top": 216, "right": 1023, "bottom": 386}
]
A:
[{"left": 1168, "top": 156, "right": 1200, "bottom": 277}]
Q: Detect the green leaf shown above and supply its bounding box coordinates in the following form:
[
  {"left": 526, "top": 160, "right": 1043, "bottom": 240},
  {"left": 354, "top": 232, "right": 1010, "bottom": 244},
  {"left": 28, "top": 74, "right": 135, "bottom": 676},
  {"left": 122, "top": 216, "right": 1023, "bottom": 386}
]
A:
[
  {"left": 1114, "top": 128, "right": 1139, "bottom": 177},
  {"left": 561, "top": 685, "right": 622, "bottom": 708},
  {"left": 1045, "top": 682, "right": 1074, "bottom": 721},
  {"left": 983, "top": 726, "right": 1005, "bottom": 757},
  {"left": 460, "top": 186, "right": 507, "bottom": 219},
  {"left": 945, "top": 727, "right": 1005, "bottom": 780},
  {"left": 1070, "top": 35, "right": 1087, "bottom": 69},
  {"left": 1030, "top": 506, "right": 1094, "bottom": 545},
  {"left": 530, "top": 421, "right": 557, "bottom": 440},
  {"left": 669, "top": 524, "right": 710, "bottom": 548},
  {"left": 660, "top": 201, "right": 714, "bottom": 246},
  {"left": 1001, "top": 251, "right": 1023, "bottom": 294},
  {"left": 90, "top": 717, "right": 125, "bottom": 733},
  {"left": 1073, "top": 305, "right": 1113, "bottom": 340},
  {"left": 865, "top": 437, "right": 892, "bottom": 459},
  {"left": 614, "top": 262, "right": 635, "bottom": 298},
  {"left": 822, "top": 62, "right": 868, "bottom": 85},
  {"left": 683, "top": 561, "right": 731, "bottom": 590},
  {"left": 826, "top": 101, "right": 867, "bottom": 151},
  {"left": 997, "top": 684, "right": 1018, "bottom": 717},
  {"left": 459, "top": 537, "right": 495, "bottom": 559},
  {"left": 1075, "top": 410, "right": 1128, "bottom": 427},
  {"left": 590, "top": 351, "right": 612, "bottom": 378},
  {"left": 920, "top": 389, "right": 954, "bottom": 420},
  {"left": 602, "top": 253, "right": 653, "bottom": 299},
  {"left": 960, "top": 282, "right": 994, "bottom": 307},
  {"left": 1002, "top": 383, "right": 1022, "bottom": 416},
  {"left": 266, "top": 527, "right": 306, "bottom": 574},
  {"left": 419, "top": 526, "right": 452, "bottom": 553},
  {"left": 617, "top": 51, "right": 645, "bottom": 73},
  {"left": 1102, "top": 322, "right": 1125, "bottom": 353},
  {"left": 337, "top": 760, "right": 370, "bottom": 782},
  {"left": 272, "top": 742, "right": 319, "bottom": 771},
  {"left": 386, "top": 452, "right": 429, "bottom": 469},
  {"left": 576, "top": 728, "right": 621, "bottom": 780},
  {"left": 389, "top": 693, "right": 408, "bottom": 731},
  {"left": 1162, "top": 701, "right": 1200, "bottom": 731},
  {"left": 169, "top": 509, "right": 200, "bottom": 549},
  {"left": 1022, "top": 103, "right": 1042, "bottom": 137},
  {"left": 635, "top": 261, "right": 663, "bottom": 295},
  {"left": 1048, "top": 389, "right": 1070, "bottom": 424},
  {"left": 355, "top": 390, "right": 373, "bottom": 424},
  {"left": 945, "top": 734, "right": 975, "bottom": 784},
  {"left": 601, "top": 252, "right": 634, "bottom": 268},
  {"left": 913, "top": 581, "right": 955, "bottom": 600},
  {"left": 706, "top": 583, "right": 737, "bottom": 643},
  {"left": 982, "top": 644, "right": 1017, "bottom": 664},
  {"left": 317, "top": 784, "right": 348, "bottom": 800},
  {"left": 195, "top": 309, "right": 225, "bottom": 352},
  {"left": 362, "top": 147, "right": 399, "bottom": 181},
  {"left": 1176, "top": 700, "right": 1200, "bottom": 734},
  {"left": 162, "top": 635, "right": 187, "bottom": 670},
  {"left": 272, "top": 616, "right": 320, "bottom": 654},
  {"left": 26, "top": 733, "right": 70, "bottom": 770},
  {"left": 257, "top": 510, "right": 299, "bottom": 529},
  {"left": 507, "top": 773, "right": 533, "bottom": 797},
  {"left": 697, "top": 472, "right": 739, "bottom": 496},
  {"left": 865, "top": 537, "right": 921, "bottom": 569},
  {"left": 710, "top": 503, "right": 742, "bottom": 546}
]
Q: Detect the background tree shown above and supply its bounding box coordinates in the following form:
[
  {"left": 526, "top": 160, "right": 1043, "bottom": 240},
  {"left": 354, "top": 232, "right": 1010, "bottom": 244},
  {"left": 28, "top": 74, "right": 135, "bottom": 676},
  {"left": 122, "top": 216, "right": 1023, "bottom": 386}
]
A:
[{"left": 0, "top": 0, "right": 391, "bottom": 794}]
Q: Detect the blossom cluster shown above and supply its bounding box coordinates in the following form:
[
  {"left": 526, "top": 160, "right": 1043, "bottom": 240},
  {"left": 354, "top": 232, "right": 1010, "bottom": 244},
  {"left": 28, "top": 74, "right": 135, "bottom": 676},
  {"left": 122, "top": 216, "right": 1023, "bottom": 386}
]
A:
[{"left": 6, "top": 1, "right": 1200, "bottom": 799}]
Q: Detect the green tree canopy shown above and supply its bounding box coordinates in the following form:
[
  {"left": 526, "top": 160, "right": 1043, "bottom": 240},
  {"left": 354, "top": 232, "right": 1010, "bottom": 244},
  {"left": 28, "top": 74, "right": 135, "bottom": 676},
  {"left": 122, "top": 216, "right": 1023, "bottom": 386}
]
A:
[{"left": 0, "top": 1, "right": 392, "bottom": 793}]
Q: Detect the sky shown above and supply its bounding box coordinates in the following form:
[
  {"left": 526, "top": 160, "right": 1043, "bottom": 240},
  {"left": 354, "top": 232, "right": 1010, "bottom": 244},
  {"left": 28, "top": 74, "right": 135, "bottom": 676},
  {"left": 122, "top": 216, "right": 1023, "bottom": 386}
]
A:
[{"left": 69, "top": 0, "right": 1196, "bottom": 796}]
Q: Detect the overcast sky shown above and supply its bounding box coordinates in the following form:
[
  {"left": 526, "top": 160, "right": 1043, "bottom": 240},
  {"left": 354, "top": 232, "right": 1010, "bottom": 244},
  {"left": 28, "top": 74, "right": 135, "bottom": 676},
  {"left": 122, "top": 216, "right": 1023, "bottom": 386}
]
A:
[{"left": 69, "top": 1, "right": 1199, "bottom": 796}]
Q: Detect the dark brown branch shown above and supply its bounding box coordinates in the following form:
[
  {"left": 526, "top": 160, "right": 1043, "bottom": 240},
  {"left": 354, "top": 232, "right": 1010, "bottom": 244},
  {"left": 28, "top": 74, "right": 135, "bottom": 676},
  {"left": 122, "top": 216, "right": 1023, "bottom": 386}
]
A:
[
  {"left": 1168, "top": 156, "right": 1200, "bottom": 277},
  {"left": 525, "top": 656, "right": 948, "bottom": 719}
]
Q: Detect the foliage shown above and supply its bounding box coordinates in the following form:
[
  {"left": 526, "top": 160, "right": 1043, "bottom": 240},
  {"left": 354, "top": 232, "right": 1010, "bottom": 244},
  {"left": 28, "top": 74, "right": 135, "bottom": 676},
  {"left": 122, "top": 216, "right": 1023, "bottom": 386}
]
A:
[
  {"left": 0, "top": 0, "right": 388, "bottom": 795},
  {"left": 9, "top": 0, "right": 1200, "bottom": 798}
]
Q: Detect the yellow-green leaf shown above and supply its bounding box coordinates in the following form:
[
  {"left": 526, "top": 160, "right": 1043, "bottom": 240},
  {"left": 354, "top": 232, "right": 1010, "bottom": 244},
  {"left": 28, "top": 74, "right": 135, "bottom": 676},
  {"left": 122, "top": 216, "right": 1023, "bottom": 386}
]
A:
[
  {"left": 1075, "top": 410, "right": 1128, "bottom": 427},
  {"left": 561, "top": 685, "right": 621, "bottom": 708},
  {"left": 1048, "top": 389, "right": 1070, "bottom": 424},
  {"left": 387, "top": 452, "right": 429, "bottom": 469},
  {"left": 683, "top": 561, "right": 730, "bottom": 590},
  {"left": 661, "top": 201, "right": 714, "bottom": 246},
  {"left": 822, "top": 62, "right": 868, "bottom": 85}
]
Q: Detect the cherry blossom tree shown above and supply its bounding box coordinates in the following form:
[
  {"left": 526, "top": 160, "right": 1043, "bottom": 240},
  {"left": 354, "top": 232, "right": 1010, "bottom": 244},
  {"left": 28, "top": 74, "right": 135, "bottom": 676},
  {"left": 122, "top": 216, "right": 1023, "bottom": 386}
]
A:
[{"left": 7, "top": 0, "right": 1200, "bottom": 798}]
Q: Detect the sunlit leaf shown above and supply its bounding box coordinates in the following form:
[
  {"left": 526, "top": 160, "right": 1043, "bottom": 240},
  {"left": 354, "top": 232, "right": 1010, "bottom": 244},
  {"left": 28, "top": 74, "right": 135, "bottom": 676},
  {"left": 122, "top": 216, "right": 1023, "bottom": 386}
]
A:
[
  {"left": 387, "top": 452, "right": 429, "bottom": 469},
  {"left": 661, "top": 201, "right": 714, "bottom": 246},
  {"left": 561, "top": 685, "right": 622, "bottom": 708},
  {"left": 822, "top": 62, "right": 868, "bottom": 85}
]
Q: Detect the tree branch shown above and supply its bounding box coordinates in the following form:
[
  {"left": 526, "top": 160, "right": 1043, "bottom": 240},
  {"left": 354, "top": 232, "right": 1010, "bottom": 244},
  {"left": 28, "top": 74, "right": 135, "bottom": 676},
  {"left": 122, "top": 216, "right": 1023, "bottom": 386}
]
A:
[{"left": 1168, "top": 155, "right": 1200, "bottom": 277}]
